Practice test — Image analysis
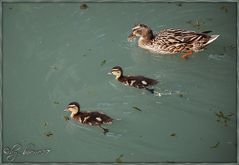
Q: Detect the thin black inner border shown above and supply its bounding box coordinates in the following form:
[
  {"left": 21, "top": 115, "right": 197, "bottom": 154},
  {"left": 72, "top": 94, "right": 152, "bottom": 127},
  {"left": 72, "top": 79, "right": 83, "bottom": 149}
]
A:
[{"left": 0, "top": 0, "right": 238, "bottom": 164}]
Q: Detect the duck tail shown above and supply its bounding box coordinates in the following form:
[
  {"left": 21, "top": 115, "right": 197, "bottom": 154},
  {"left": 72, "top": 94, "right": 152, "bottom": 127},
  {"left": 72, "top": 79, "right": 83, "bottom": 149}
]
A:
[
  {"left": 206, "top": 35, "right": 220, "bottom": 45},
  {"left": 202, "top": 30, "right": 212, "bottom": 34}
]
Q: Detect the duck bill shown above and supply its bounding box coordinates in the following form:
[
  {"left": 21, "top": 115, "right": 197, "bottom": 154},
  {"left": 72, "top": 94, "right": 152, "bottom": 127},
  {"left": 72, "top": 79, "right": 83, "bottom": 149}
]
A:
[
  {"left": 64, "top": 109, "right": 69, "bottom": 112},
  {"left": 128, "top": 33, "right": 136, "bottom": 41},
  {"left": 107, "top": 72, "right": 112, "bottom": 75}
]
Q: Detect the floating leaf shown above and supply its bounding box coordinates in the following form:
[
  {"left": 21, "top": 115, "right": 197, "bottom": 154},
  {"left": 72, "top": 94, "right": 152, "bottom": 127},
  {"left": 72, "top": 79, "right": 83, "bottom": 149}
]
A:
[
  {"left": 210, "top": 142, "right": 220, "bottom": 149},
  {"left": 115, "top": 154, "right": 124, "bottom": 163},
  {"left": 170, "top": 133, "right": 176, "bottom": 137},
  {"left": 220, "top": 5, "right": 229, "bottom": 13},
  {"left": 100, "top": 60, "right": 106, "bottom": 66},
  {"left": 215, "top": 111, "right": 234, "bottom": 127},
  {"left": 132, "top": 106, "right": 142, "bottom": 111},
  {"left": 45, "top": 131, "right": 53, "bottom": 138}
]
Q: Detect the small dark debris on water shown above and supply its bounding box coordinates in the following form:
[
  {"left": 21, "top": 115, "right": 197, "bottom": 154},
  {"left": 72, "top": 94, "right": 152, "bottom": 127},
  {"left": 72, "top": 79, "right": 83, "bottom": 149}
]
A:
[
  {"left": 176, "top": 91, "right": 184, "bottom": 97},
  {"left": 210, "top": 142, "right": 220, "bottom": 149},
  {"left": 9, "top": 7, "right": 13, "bottom": 10},
  {"left": 115, "top": 154, "right": 124, "bottom": 163},
  {"left": 80, "top": 4, "right": 88, "bottom": 10},
  {"left": 170, "top": 133, "right": 176, "bottom": 137},
  {"left": 64, "top": 115, "right": 70, "bottom": 121},
  {"left": 45, "top": 131, "right": 53, "bottom": 138},
  {"left": 53, "top": 101, "right": 60, "bottom": 105},
  {"left": 220, "top": 5, "right": 229, "bottom": 13},
  {"left": 100, "top": 60, "right": 106, "bottom": 66},
  {"left": 43, "top": 122, "right": 48, "bottom": 127},
  {"left": 132, "top": 106, "right": 142, "bottom": 111},
  {"left": 178, "top": 93, "right": 183, "bottom": 97},
  {"left": 50, "top": 65, "right": 58, "bottom": 70},
  {"left": 176, "top": 3, "right": 182, "bottom": 7},
  {"left": 215, "top": 111, "right": 234, "bottom": 127}
]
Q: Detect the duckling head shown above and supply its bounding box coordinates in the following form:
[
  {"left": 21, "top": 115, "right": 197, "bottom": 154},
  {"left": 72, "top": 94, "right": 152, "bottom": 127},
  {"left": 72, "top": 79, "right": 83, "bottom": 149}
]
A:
[
  {"left": 128, "top": 24, "right": 153, "bottom": 41},
  {"left": 65, "top": 102, "right": 80, "bottom": 118},
  {"left": 111, "top": 66, "right": 123, "bottom": 79}
]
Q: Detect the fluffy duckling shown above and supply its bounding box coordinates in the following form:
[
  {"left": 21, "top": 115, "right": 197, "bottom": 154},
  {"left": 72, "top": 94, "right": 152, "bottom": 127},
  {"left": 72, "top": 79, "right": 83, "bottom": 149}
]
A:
[
  {"left": 109, "top": 66, "right": 158, "bottom": 93},
  {"left": 64, "top": 102, "right": 113, "bottom": 134},
  {"left": 128, "top": 24, "right": 219, "bottom": 59}
]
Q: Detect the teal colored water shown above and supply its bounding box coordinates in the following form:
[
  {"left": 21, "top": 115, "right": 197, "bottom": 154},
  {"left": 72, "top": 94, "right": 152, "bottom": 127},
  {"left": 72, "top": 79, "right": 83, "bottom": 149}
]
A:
[{"left": 2, "top": 2, "right": 237, "bottom": 163}]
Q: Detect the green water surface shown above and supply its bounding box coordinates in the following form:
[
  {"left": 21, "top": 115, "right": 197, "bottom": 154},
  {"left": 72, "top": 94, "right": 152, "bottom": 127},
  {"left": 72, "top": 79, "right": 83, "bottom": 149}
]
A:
[{"left": 2, "top": 2, "right": 237, "bottom": 163}]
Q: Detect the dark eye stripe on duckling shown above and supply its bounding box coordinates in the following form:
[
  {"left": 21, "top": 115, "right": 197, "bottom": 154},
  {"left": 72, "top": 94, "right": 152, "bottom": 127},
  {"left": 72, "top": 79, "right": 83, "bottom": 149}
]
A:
[{"left": 68, "top": 105, "right": 76, "bottom": 108}]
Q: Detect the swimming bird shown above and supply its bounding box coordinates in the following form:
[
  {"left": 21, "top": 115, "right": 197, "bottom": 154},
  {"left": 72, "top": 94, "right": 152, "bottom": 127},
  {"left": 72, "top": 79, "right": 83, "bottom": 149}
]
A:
[
  {"left": 109, "top": 66, "right": 158, "bottom": 93},
  {"left": 128, "top": 24, "right": 219, "bottom": 59},
  {"left": 64, "top": 102, "right": 113, "bottom": 134}
]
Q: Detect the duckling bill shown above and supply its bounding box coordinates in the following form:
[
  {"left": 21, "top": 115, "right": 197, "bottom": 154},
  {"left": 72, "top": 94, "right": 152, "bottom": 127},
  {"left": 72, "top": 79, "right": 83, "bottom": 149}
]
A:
[
  {"left": 64, "top": 102, "right": 113, "bottom": 134},
  {"left": 128, "top": 24, "right": 219, "bottom": 59},
  {"left": 109, "top": 66, "right": 158, "bottom": 93}
]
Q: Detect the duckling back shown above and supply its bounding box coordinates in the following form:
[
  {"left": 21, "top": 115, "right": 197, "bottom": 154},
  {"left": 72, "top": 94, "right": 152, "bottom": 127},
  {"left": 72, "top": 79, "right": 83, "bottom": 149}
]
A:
[{"left": 76, "top": 111, "right": 113, "bottom": 126}]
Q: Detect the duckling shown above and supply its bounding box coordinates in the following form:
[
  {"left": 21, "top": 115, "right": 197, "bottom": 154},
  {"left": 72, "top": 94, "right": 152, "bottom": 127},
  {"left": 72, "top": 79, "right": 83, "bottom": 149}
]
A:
[
  {"left": 128, "top": 24, "right": 219, "bottom": 59},
  {"left": 109, "top": 66, "right": 158, "bottom": 93},
  {"left": 64, "top": 102, "right": 113, "bottom": 134}
]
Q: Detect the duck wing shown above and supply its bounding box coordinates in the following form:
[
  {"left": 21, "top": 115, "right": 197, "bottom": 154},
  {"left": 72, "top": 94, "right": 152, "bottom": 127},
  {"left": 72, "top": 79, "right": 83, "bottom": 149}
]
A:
[
  {"left": 125, "top": 76, "right": 158, "bottom": 88},
  {"left": 81, "top": 112, "right": 113, "bottom": 125},
  {"left": 155, "top": 29, "right": 211, "bottom": 44}
]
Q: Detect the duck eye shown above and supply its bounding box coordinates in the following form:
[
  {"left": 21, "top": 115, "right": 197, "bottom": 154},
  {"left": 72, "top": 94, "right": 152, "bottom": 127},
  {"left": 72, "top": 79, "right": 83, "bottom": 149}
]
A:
[{"left": 135, "top": 29, "right": 142, "bottom": 34}]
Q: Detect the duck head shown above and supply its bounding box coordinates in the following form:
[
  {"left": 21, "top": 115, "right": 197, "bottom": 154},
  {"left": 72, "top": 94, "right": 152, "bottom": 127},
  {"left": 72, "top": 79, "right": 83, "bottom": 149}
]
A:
[
  {"left": 128, "top": 24, "right": 154, "bottom": 41},
  {"left": 110, "top": 66, "right": 123, "bottom": 79},
  {"left": 65, "top": 102, "right": 80, "bottom": 118}
]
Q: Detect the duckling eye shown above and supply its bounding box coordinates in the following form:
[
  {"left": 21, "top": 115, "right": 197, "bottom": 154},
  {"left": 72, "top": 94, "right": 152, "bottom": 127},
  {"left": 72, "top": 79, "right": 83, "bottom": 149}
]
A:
[
  {"left": 112, "top": 70, "right": 120, "bottom": 74},
  {"left": 68, "top": 105, "right": 76, "bottom": 108}
]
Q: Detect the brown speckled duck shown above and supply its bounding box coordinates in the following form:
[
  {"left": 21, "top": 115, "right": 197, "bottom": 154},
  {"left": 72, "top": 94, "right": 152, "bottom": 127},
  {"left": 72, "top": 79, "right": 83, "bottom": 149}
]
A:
[
  {"left": 109, "top": 66, "right": 158, "bottom": 93},
  {"left": 128, "top": 24, "right": 219, "bottom": 59},
  {"left": 64, "top": 102, "right": 113, "bottom": 134}
]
